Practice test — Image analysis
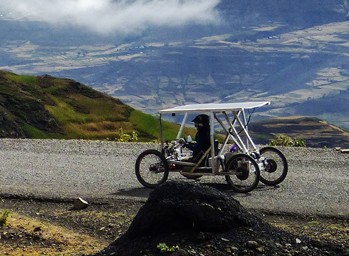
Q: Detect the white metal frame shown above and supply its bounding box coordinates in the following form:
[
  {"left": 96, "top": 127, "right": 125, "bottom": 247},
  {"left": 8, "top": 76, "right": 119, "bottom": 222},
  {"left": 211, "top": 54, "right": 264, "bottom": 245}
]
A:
[{"left": 159, "top": 102, "right": 270, "bottom": 174}]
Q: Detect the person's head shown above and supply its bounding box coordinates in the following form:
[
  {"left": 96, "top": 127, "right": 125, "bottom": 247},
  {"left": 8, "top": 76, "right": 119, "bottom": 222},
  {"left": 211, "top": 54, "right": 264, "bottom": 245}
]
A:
[{"left": 192, "top": 114, "right": 210, "bottom": 129}]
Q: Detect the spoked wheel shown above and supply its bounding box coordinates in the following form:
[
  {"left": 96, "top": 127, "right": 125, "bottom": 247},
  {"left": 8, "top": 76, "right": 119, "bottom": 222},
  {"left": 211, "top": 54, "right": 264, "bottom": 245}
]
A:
[
  {"left": 259, "top": 147, "right": 288, "bottom": 186},
  {"left": 135, "top": 149, "right": 169, "bottom": 188},
  {"left": 225, "top": 153, "right": 260, "bottom": 193}
]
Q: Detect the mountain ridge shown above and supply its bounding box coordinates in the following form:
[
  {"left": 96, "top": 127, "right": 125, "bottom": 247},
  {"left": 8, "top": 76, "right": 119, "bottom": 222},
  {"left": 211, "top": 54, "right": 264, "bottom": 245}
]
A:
[
  {"left": 0, "top": 70, "right": 160, "bottom": 140},
  {"left": 250, "top": 116, "right": 349, "bottom": 148}
]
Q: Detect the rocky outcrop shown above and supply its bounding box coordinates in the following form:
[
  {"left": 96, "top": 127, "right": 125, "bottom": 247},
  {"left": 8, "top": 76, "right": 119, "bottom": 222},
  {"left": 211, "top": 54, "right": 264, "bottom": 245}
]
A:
[
  {"left": 89, "top": 183, "right": 306, "bottom": 255},
  {"left": 0, "top": 108, "right": 25, "bottom": 138},
  {"left": 95, "top": 181, "right": 347, "bottom": 256},
  {"left": 123, "top": 181, "right": 259, "bottom": 238}
]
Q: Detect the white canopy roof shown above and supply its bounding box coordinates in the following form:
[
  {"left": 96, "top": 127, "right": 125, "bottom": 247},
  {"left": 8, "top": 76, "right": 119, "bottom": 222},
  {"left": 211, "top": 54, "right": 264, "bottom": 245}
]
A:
[{"left": 160, "top": 101, "right": 270, "bottom": 113}]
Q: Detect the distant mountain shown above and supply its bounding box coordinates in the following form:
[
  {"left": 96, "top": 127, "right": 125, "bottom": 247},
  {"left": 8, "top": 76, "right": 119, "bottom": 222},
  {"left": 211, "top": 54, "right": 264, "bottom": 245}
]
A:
[
  {"left": 250, "top": 116, "right": 349, "bottom": 148},
  {"left": 1, "top": 0, "right": 349, "bottom": 130},
  {"left": 0, "top": 70, "right": 161, "bottom": 140}
]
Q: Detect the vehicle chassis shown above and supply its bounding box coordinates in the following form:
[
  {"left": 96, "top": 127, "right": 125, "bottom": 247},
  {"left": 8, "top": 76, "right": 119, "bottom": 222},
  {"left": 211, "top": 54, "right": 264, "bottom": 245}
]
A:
[{"left": 135, "top": 102, "right": 288, "bottom": 193}]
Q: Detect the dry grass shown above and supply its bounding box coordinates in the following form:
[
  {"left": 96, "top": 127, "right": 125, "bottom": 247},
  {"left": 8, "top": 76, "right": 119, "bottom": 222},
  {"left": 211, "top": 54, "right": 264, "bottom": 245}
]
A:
[{"left": 0, "top": 212, "right": 107, "bottom": 256}]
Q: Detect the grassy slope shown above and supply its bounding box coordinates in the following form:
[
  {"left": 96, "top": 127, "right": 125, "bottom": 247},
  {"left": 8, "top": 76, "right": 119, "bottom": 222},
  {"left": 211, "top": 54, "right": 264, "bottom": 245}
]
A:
[{"left": 0, "top": 70, "right": 178, "bottom": 141}]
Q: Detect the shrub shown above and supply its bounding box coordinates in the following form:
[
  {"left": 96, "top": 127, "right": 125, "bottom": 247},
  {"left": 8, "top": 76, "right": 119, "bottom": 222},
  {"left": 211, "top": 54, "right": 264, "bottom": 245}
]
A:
[
  {"left": 116, "top": 128, "right": 138, "bottom": 142},
  {"left": 293, "top": 137, "right": 306, "bottom": 147},
  {"left": 0, "top": 210, "right": 11, "bottom": 227},
  {"left": 157, "top": 243, "right": 179, "bottom": 253},
  {"left": 269, "top": 134, "right": 306, "bottom": 147}
]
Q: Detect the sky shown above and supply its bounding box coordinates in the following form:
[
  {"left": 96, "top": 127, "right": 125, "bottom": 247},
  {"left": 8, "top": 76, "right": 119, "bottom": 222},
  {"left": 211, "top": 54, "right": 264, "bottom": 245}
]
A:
[{"left": 0, "top": 0, "right": 221, "bottom": 35}]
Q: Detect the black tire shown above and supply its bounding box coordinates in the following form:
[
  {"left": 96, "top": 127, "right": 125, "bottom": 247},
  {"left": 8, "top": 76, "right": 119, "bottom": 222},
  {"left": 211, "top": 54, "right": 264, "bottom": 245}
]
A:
[
  {"left": 135, "top": 149, "right": 169, "bottom": 188},
  {"left": 259, "top": 147, "right": 288, "bottom": 186},
  {"left": 225, "top": 154, "right": 260, "bottom": 193}
]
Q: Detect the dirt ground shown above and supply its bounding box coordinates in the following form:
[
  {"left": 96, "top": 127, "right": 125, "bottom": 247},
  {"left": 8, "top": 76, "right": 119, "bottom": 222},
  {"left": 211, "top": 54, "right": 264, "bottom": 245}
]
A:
[{"left": 0, "top": 196, "right": 348, "bottom": 256}]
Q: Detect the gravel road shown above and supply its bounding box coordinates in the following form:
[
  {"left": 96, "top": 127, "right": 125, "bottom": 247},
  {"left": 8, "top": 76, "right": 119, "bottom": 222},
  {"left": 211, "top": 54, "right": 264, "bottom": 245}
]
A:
[{"left": 0, "top": 139, "right": 348, "bottom": 218}]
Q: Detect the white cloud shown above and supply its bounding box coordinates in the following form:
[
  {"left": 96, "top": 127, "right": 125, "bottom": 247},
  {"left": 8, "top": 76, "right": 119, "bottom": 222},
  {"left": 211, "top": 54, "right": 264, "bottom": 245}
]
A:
[{"left": 0, "top": 0, "right": 221, "bottom": 35}]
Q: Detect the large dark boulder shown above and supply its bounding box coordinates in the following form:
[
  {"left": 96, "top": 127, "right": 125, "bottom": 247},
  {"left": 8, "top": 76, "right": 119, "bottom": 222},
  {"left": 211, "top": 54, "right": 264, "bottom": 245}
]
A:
[
  {"left": 123, "top": 181, "right": 259, "bottom": 239},
  {"left": 95, "top": 181, "right": 347, "bottom": 256}
]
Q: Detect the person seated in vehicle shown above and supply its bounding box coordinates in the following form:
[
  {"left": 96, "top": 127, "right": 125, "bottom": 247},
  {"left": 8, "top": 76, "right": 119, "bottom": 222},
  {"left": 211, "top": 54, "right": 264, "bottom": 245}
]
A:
[{"left": 185, "top": 114, "right": 211, "bottom": 162}]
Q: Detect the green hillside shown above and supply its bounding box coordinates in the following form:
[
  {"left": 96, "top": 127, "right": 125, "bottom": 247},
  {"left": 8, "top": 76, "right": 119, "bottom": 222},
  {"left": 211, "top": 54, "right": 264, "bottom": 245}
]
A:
[{"left": 0, "top": 70, "right": 171, "bottom": 140}]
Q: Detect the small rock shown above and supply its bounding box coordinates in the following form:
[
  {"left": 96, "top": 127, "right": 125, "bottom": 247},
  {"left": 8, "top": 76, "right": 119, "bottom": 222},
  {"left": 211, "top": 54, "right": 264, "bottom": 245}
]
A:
[
  {"left": 171, "top": 248, "right": 189, "bottom": 256},
  {"left": 341, "top": 149, "right": 349, "bottom": 154},
  {"left": 33, "top": 226, "right": 42, "bottom": 232},
  {"left": 247, "top": 240, "right": 259, "bottom": 249},
  {"left": 225, "top": 246, "right": 238, "bottom": 254},
  {"left": 196, "top": 232, "right": 206, "bottom": 241},
  {"left": 242, "top": 249, "right": 254, "bottom": 256},
  {"left": 256, "top": 246, "right": 265, "bottom": 253},
  {"left": 275, "top": 242, "right": 283, "bottom": 248},
  {"left": 71, "top": 197, "right": 88, "bottom": 210},
  {"left": 231, "top": 246, "right": 238, "bottom": 251}
]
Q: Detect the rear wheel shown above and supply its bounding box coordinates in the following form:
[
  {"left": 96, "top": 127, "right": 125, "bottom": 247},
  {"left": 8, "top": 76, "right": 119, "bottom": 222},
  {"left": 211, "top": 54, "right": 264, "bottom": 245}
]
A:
[
  {"left": 135, "top": 149, "right": 169, "bottom": 188},
  {"left": 259, "top": 147, "right": 288, "bottom": 186},
  {"left": 225, "top": 154, "right": 260, "bottom": 193}
]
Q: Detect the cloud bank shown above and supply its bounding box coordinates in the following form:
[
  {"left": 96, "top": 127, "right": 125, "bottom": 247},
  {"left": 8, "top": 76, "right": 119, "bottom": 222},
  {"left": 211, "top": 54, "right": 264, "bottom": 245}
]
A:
[{"left": 0, "top": 0, "right": 221, "bottom": 35}]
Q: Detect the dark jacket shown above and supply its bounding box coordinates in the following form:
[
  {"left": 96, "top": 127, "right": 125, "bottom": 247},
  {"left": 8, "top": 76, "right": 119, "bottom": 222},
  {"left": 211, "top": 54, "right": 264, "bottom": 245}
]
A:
[{"left": 188, "top": 124, "right": 211, "bottom": 158}]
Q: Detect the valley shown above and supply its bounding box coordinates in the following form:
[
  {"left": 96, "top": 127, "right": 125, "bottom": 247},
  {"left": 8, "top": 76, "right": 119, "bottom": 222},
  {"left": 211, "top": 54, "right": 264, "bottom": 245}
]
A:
[{"left": 0, "top": 0, "right": 349, "bottom": 130}]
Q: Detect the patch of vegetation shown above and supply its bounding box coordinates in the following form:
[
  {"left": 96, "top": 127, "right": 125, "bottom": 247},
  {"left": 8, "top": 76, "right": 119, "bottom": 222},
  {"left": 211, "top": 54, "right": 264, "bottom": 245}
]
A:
[
  {"left": 45, "top": 95, "right": 92, "bottom": 124},
  {"left": 116, "top": 128, "right": 139, "bottom": 142},
  {"left": 130, "top": 111, "right": 159, "bottom": 136},
  {"left": 22, "top": 123, "right": 50, "bottom": 139},
  {"left": 269, "top": 134, "right": 306, "bottom": 147},
  {"left": 157, "top": 242, "right": 179, "bottom": 253},
  {"left": 4, "top": 73, "right": 38, "bottom": 87},
  {"left": 129, "top": 110, "right": 198, "bottom": 142},
  {"left": 0, "top": 210, "right": 11, "bottom": 227}
]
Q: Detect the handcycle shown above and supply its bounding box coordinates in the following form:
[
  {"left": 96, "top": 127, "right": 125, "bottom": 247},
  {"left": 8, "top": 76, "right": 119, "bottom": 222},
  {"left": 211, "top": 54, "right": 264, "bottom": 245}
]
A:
[{"left": 135, "top": 102, "right": 288, "bottom": 193}]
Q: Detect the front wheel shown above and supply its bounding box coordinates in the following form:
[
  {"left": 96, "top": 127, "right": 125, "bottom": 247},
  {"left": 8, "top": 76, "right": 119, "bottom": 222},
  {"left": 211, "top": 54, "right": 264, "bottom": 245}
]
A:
[
  {"left": 225, "top": 154, "right": 260, "bottom": 193},
  {"left": 135, "top": 149, "right": 169, "bottom": 188},
  {"left": 259, "top": 147, "right": 288, "bottom": 186}
]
